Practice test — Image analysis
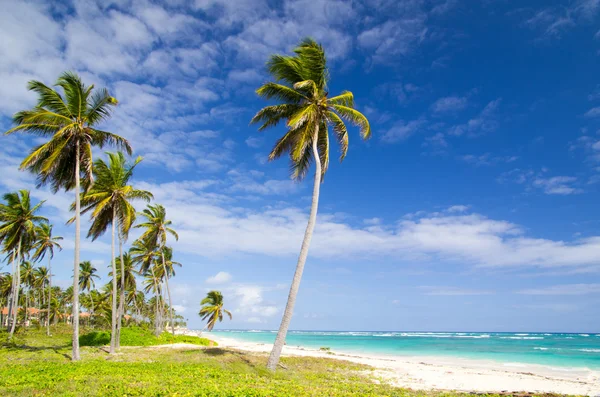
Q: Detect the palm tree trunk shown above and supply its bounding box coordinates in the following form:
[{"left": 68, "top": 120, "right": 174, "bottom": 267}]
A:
[
  {"left": 6, "top": 249, "right": 16, "bottom": 331},
  {"left": 266, "top": 125, "right": 322, "bottom": 371},
  {"left": 72, "top": 142, "right": 81, "bottom": 361},
  {"left": 90, "top": 294, "right": 94, "bottom": 329},
  {"left": 110, "top": 209, "right": 117, "bottom": 354},
  {"left": 116, "top": 235, "right": 125, "bottom": 349},
  {"left": 47, "top": 255, "right": 51, "bottom": 336},
  {"left": 161, "top": 250, "right": 175, "bottom": 335},
  {"left": 9, "top": 237, "right": 23, "bottom": 339},
  {"left": 149, "top": 266, "right": 161, "bottom": 336}
]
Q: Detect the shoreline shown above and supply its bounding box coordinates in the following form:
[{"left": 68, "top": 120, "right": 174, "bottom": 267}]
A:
[{"left": 176, "top": 328, "right": 599, "bottom": 395}]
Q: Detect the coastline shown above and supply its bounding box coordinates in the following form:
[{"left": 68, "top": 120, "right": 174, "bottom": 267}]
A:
[{"left": 176, "top": 329, "right": 599, "bottom": 395}]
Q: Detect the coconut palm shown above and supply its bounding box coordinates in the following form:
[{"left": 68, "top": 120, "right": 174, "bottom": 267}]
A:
[
  {"left": 130, "top": 238, "right": 162, "bottom": 335},
  {"left": 0, "top": 273, "right": 11, "bottom": 327},
  {"left": 135, "top": 204, "right": 178, "bottom": 335},
  {"left": 33, "top": 266, "right": 49, "bottom": 327},
  {"left": 31, "top": 223, "right": 62, "bottom": 335},
  {"left": 78, "top": 261, "right": 99, "bottom": 324},
  {"left": 250, "top": 38, "right": 371, "bottom": 370},
  {"left": 20, "top": 261, "right": 36, "bottom": 324},
  {"left": 198, "top": 290, "right": 231, "bottom": 332},
  {"left": 76, "top": 152, "right": 152, "bottom": 353},
  {"left": 5, "top": 72, "right": 131, "bottom": 360},
  {"left": 155, "top": 246, "right": 181, "bottom": 329},
  {"left": 0, "top": 190, "right": 47, "bottom": 338}
]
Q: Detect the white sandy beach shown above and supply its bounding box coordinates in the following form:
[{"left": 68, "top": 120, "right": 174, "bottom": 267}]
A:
[{"left": 176, "top": 329, "right": 600, "bottom": 395}]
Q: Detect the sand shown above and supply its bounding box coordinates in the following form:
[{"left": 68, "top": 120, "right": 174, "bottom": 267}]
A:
[{"left": 174, "top": 329, "right": 600, "bottom": 396}]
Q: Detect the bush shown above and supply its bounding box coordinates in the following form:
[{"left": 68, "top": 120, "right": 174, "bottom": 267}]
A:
[{"left": 79, "top": 327, "right": 213, "bottom": 347}]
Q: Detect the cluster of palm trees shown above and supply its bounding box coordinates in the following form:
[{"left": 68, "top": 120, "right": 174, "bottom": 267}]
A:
[
  {"left": 1, "top": 72, "right": 182, "bottom": 359},
  {"left": 2, "top": 38, "right": 370, "bottom": 372}
]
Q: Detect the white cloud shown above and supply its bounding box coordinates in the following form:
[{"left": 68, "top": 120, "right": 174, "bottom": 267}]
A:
[
  {"left": 206, "top": 271, "right": 232, "bottom": 284},
  {"left": 419, "top": 286, "right": 494, "bottom": 296},
  {"left": 358, "top": 18, "right": 428, "bottom": 65},
  {"left": 584, "top": 106, "right": 600, "bottom": 117},
  {"left": 532, "top": 176, "right": 582, "bottom": 195},
  {"left": 517, "top": 284, "right": 600, "bottom": 295},
  {"left": 431, "top": 96, "right": 468, "bottom": 114},
  {"left": 461, "top": 153, "right": 519, "bottom": 167},
  {"left": 382, "top": 119, "right": 427, "bottom": 142},
  {"left": 447, "top": 205, "right": 469, "bottom": 213},
  {"left": 448, "top": 99, "right": 501, "bottom": 137}
]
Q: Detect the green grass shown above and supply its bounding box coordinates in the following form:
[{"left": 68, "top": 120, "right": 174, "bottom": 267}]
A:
[
  {"left": 79, "top": 326, "right": 213, "bottom": 347},
  {"left": 0, "top": 327, "right": 577, "bottom": 397}
]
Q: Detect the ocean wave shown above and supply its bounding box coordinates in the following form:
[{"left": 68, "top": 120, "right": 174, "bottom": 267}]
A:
[
  {"left": 578, "top": 348, "right": 600, "bottom": 353},
  {"left": 533, "top": 347, "right": 548, "bottom": 350},
  {"left": 579, "top": 334, "right": 590, "bottom": 337},
  {"left": 500, "top": 336, "right": 544, "bottom": 340},
  {"left": 515, "top": 333, "right": 529, "bottom": 336},
  {"left": 373, "top": 333, "right": 394, "bottom": 337}
]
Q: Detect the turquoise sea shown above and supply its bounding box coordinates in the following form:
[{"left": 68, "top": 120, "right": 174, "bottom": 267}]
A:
[{"left": 209, "top": 330, "right": 600, "bottom": 369}]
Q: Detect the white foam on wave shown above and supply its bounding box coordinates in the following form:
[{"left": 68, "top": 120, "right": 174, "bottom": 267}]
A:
[
  {"left": 578, "top": 348, "right": 600, "bottom": 353},
  {"left": 533, "top": 347, "right": 548, "bottom": 350},
  {"left": 500, "top": 336, "right": 544, "bottom": 340},
  {"left": 515, "top": 333, "right": 529, "bottom": 336},
  {"left": 373, "top": 333, "right": 394, "bottom": 337},
  {"left": 579, "top": 334, "right": 590, "bottom": 337}
]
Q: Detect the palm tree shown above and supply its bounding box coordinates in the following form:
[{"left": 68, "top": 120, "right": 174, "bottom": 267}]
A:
[
  {"left": 20, "top": 261, "right": 36, "bottom": 324},
  {"left": 5, "top": 72, "right": 131, "bottom": 360},
  {"left": 31, "top": 223, "right": 62, "bottom": 335},
  {"left": 110, "top": 253, "right": 138, "bottom": 323},
  {"left": 33, "top": 266, "right": 49, "bottom": 326},
  {"left": 0, "top": 273, "right": 11, "bottom": 327},
  {"left": 250, "top": 38, "right": 371, "bottom": 370},
  {"left": 135, "top": 204, "right": 178, "bottom": 335},
  {"left": 130, "top": 238, "right": 162, "bottom": 335},
  {"left": 199, "top": 290, "right": 231, "bottom": 332},
  {"left": 78, "top": 261, "right": 99, "bottom": 324},
  {"left": 77, "top": 152, "right": 151, "bottom": 353},
  {"left": 0, "top": 190, "right": 47, "bottom": 338}
]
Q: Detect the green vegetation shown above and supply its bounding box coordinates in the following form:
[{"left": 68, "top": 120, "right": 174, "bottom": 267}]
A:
[{"left": 79, "top": 326, "right": 212, "bottom": 347}]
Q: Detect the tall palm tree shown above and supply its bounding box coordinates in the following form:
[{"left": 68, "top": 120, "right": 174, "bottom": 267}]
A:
[
  {"left": 199, "top": 290, "right": 231, "bottom": 332},
  {"left": 142, "top": 268, "right": 163, "bottom": 334},
  {"left": 0, "top": 273, "right": 11, "bottom": 327},
  {"left": 251, "top": 38, "right": 371, "bottom": 370},
  {"left": 78, "top": 261, "right": 99, "bottom": 324},
  {"left": 5, "top": 72, "right": 131, "bottom": 360},
  {"left": 31, "top": 223, "right": 62, "bottom": 335},
  {"left": 135, "top": 204, "right": 178, "bottom": 335},
  {"left": 0, "top": 190, "right": 47, "bottom": 338},
  {"left": 77, "top": 152, "right": 152, "bottom": 353}
]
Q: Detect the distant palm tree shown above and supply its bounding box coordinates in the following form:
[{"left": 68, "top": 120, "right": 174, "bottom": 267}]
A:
[
  {"left": 77, "top": 152, "right": 152, "bottom": 353},
  {"left": 79, "top": 261, "right": 99, "bottom": 324},
  {"left": 251, "top": 38, "right": 371, "bottom": 370},
  {"left": 31, "top": 223, "right": 62, "bottom": 335},
  {"left": 135, "top": 204, "right": 178, "bottom": 335},
  {"left": 5, "top": 72, "right": 131, "bottom": 360},
  {"left": 20, "top": 261, "right": 36, "bottom": 323},
  {"left": 130, "top": 238, "right": 162, "bottom": 335},
  {"left": 0, "top": 273, "right": 12, "bottom": 326},
  {"left": 0, "top": 190, "right": 47, "bottom": 338},
  {"left": 154, "top": 246, "right": 181, "bottom": 329},
  {"left": 199, "top": 290, "right": 232, "bottom": 332}
]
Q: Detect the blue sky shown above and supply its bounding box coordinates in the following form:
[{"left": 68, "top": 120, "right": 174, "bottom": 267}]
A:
[{"left": 1, "top": 0, "right": 600, "bottom": 332}]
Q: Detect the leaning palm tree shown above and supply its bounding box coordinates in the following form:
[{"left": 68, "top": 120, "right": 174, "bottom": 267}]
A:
[
  {"left": 4, "top": 72, "right": 131, "bottom": 360},
  {"left": 0, "top": 190, "right": 47, "bottom": 338},
  {"left": 135, "top": 204, "right": 178, "bottom": 335},
  {"left": 31, "top": 223, "right": 62, "bottom": 335},
  {"left": 76, "top": 152, "right": 152, "bottom": 353},
  {"left": 250, "top": 38, "right": 371, "bottom": 370},
  {"left": 198, "top": 290, "right": 231, "bottom": 332}
]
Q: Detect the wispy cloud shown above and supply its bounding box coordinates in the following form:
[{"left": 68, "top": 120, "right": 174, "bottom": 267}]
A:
[
  {"left": 517, "top": 284, "right": 600, "bottom": 295},
  {"left": 431, "top": 96, "right": 468, "bottom": 115},
  {"left": 419, "top": 286, "right": 494, "bottom": 296}
]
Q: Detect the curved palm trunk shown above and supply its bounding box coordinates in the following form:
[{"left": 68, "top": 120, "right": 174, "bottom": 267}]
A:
[
  {"left": 109, "top": 209, "right": 118, "bottom": 354},
  {"left": 116, "top": 236, "right": 125, "bottom": 349},
  {"left": 266, "top": 127, "right": 322, "bottom": 371},
  {"left": 9, "top": 237, "right": 23, "bottom": 339},
  {"left": 161, "top": 250, "right": 175, "bottom": 335},
  {"left": 47, "top": 255, "right": 51, "bottom": 336}
]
